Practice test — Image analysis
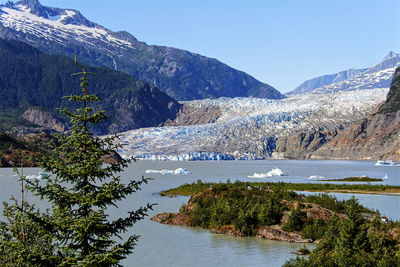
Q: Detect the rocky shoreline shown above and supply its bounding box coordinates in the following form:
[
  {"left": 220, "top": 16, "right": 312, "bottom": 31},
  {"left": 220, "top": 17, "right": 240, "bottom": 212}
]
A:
[{"left": 151, "top": 212, "right": 317, "bottom": 243}]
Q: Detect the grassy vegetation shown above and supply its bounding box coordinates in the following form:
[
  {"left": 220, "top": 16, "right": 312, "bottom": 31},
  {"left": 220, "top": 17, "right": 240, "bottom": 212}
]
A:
[
  {"left": 161, "top": 180, "right": 400, "bottom": 196},
  {"left": 320, "top": 176, "right": 383, "bottom": 182}
]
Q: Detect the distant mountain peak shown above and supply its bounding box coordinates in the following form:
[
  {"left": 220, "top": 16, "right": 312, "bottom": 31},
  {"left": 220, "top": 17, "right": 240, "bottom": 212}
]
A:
[
  {"left": 16, "top": 0, "right": 41, "bottom": 8},
  {"left": 15, "top": 0, "right": 45, "bottom": 17},
  {"left": 1, "top": 0, "right": 95, "bottom": 27},
  {"left": 384, "top": 51, "right": 399, "bottom": 60},
  {"left": 289, "top": 51, "right": 400, "bottom": 95}
]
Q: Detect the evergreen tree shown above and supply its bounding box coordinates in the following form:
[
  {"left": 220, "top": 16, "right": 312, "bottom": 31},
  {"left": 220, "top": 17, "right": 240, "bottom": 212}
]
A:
[
  {"left": 332, "top": 198, "right": 370, "bottom": 266},
  {"left": 15, "top": 56, "right": 152, "bottom": 266},
  {"left": 0, "top": 199, "right": 55, "bottom": 266}
]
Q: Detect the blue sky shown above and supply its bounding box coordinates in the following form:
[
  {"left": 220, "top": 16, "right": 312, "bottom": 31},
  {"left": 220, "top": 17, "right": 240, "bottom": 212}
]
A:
[{"left": 39, "top": 0, "right": 399, "bottom": 92}]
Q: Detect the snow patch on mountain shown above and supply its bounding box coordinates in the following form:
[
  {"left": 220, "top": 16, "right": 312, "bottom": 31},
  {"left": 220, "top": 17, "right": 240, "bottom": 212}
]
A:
[
  {"left": 0, "top": 5, "right": 133, "bottom": 50},
  {"left": 112, "top": 88, "right": 388, "bottom": 160}
]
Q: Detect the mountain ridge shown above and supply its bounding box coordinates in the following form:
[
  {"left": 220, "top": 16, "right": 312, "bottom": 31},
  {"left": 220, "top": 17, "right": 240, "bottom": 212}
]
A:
[
  {"left": 289, "top": 52, "right": 400, "bottom": 95},
  {"left": 0, "top": 0, "right": 284, "bottom": 100}
]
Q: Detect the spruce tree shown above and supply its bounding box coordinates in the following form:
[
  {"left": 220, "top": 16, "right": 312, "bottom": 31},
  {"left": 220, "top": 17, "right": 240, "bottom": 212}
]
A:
[{"left": 21, "top": 56, "right": 152, "bottom": 266}]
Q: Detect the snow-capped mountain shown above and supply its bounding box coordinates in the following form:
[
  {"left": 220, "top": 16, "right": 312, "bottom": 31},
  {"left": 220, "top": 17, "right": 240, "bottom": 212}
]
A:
[
  {"left": 112, "top": 88, "right": 388, "bottom": 160},
  {"left": 289, "top": 52, "right": 400, "bottom": 95},
  {"left": 0, "top": 0, "right": 283, "bottom": 101}
]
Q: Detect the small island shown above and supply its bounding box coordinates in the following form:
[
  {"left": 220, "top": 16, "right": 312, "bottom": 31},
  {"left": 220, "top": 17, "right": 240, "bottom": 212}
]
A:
[
  {"left": 153, "top": 181, "right": 400, "bottom": 241},
  {"left": 320, "top": 176, "right": 383, "bottom": 182},
  {"left": 153, "top": 180, "right": 400, "bottom": 265}
]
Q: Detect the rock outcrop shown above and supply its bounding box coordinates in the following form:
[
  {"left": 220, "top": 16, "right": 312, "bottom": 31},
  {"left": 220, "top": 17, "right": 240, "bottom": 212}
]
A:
[
  {"left": 210, "top": 225, "right": 245, "bottom": 237},
  {"left": 274, "top": 129, "right": 339, "bottom": 159},
  {"left": 280, "top": 201, "right": 345, "bottom": 226},
  {"left": 311, "top": 67, "right": 400, "bottom": 160},
  {"left": 22, "top": 108, "right": 67, "bottom": 133},
  {"left": 164, "top": 104, "right": 222, "bottom": 126},
  {"left": 257, "top": 225, "right": 313, "bottom": 243},
  {"left": 151, "top": 212, "right": 191, "bottom": 226}
]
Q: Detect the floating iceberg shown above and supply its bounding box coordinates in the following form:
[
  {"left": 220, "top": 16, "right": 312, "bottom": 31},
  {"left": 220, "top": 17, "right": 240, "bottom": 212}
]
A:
[
  {"left": 145, "top": 168, "right": 192, "bottom": 175},
  {"left": 25, "top": 172, "right": 49, "bottom": 180},
  {"left": 375, "top": 160, "right": 399, "bottom": 166},
  {"left": 248, "top": 167, "right": 285, "bottom": 178},
  {"left": 248, "top": 173, "right": 270, "bottom": 178},
  {"left": 382, "top": 174, "right": 389, "bottom": 180},
  {"left": 25, "top": 174, "right": 39, "bottom": 180},
  {"left": 308, "top": 175, "right": 326, "bottom": 180}
]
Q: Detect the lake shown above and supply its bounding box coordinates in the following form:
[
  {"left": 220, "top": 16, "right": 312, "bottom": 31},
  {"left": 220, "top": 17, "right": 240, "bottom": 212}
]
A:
[{"left": 0, "top": 160, "right": 399, "bottom": 266}]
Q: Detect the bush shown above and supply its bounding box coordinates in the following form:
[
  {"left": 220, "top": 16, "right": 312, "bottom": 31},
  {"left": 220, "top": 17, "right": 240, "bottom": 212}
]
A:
[{"left": 283, "top": 209, "right": 305, "bottom": 232}]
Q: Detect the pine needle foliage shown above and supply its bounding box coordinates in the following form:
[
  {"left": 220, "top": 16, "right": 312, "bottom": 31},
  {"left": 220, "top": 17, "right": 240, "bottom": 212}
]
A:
[
  {"left": 0, "top": 198, "right": 55, "bottom": 267},
  {"left": 21, "top": 56, "right": 153, "bottom": 266}
]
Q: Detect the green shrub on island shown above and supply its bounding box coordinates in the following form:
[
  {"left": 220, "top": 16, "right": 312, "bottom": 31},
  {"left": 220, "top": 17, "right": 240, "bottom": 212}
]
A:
[
  {"left": 301, "top": 218, "right": 330, "bottom": 241},
  {"left": 189, "top": 184, "right": 285, "bottom": 235},
  {"left": 282, "top": 209, "right": 306, "bottom": 232},
  {"left": 174, "top": 181, "right": 374, "bottom": 239}
]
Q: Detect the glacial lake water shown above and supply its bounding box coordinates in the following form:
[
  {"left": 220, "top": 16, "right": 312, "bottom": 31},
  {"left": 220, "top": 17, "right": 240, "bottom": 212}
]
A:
[{"left": 1, "top": 160, "right": 400, "bottom": 266}]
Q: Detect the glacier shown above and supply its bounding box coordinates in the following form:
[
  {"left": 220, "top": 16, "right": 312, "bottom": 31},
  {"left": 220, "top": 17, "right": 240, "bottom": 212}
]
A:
[{"left": 110, "top": 88, "right": 389, "bottom": 160}]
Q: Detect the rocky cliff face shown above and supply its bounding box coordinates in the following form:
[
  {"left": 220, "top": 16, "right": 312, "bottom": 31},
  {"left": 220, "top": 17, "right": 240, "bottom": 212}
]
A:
[
  {"left": 273, "top": 129, "right": 339, "bottom": 159},
  {"left": 164, "top": 104, "right": 222, "bottom": 126},
  {"left": 311, "top": 67, "right": 400, "bottom": 160},
  {"left": 22, "top": 108, "right": 66, "bottom": 133}
]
